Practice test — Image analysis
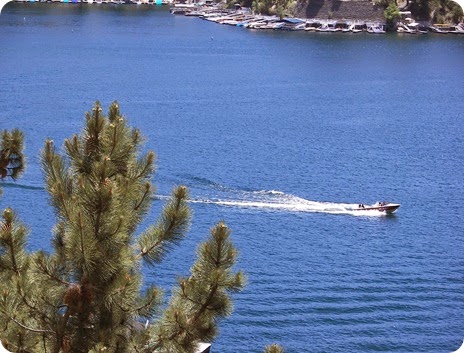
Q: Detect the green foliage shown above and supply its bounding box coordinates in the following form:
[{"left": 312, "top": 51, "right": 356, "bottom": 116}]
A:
[
  {"left": 384, "top": 2, "right": 400, "bottom": 25},
  {"left": 407, "top": 0, "right": 462, "bottom": 22},
  {"left": 252, "top": 0, "right": 294, "bottom": 17},
  {"left": 147, "top": 222, "right": 246, "bottom": 352},
  {"left": 431, "top": 0, "right": 463, "bottom": 23},
  {"left": 373, "top": 0, "right": 389, "bottom": 7},
  {"left": 0, "top": 102, "right": 246, "bottom": 353},
  {"left": 408, "top": 0, "right": 434, "bottom": 20},
  {"left": 264, "top": 344, "right": 285, "bottom": 353},
  {"left": 0, "top": 129, "right": 25, "bottom": 197}
]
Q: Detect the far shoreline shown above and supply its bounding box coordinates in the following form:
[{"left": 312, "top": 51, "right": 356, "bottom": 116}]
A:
[{"left": 5, "top": 0, "right": 464, "bottom": 34}]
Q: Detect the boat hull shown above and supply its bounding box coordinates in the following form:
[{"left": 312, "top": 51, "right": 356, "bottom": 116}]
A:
[{"left": 353, "top": 203, "right": 400, "bottom": 214}]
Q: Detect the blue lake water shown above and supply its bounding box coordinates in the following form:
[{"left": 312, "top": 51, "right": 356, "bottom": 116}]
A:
[{"left": 1, "top": 3, "right": 464, "bottom": 352}]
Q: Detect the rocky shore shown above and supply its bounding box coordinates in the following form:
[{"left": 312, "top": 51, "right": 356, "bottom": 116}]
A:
[{"left": 171, "top": 4, "right": 464, "bottom": 34}]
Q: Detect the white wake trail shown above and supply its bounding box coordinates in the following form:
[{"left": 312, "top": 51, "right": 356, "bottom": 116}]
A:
[{"left": 187, "top": 190, "right": 387, "bottom": 217}]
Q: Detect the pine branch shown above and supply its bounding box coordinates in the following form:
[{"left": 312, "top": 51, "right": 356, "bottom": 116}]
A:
[
  {"left": 33, "top": 252, "right": 70, "bottom": 287},
  {"left": 109, "top": 121, "right": 118, "bottom": 157},
  {"left": 134, "top": 182, "right": 151, "bottom": 212},
  {"left": 137, "top": 186, "right": 190, "bottom": 266},
  {"left": 148, "top": 222, "right": 245, "bottom": 353},
  {"left": 0, "top": 129, "right": 25, "bottom": 181},
  {"left": 0, "top": 304, "right": 55, "bottom": 335},
  {"left": 264, "top": 344, "right": 285, "bottom": 353},
  {"left": 78, "top": 212, "right": 86, "bottom": 268},
  {"left": 54, "top": 307, "right": 71, "bottom": 353},
  {"left": 42, "top": 140, "right": 73, "bottom": 221},
  {"left": 0, "top": 208, "right": 28, "bottom": 275},
  {"left": 133, "top": 151, "right": 156, "bottom": 181}
]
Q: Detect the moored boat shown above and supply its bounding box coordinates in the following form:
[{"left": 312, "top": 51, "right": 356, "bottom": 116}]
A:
[
  {"left": 428, "top": 25, "right": 448, "bottom": 33},
  {"left": 448, "top": 24, "right": 464, "bottom": 34},
  {"left": 316, "top": 22, "right": 338, "bottom": 32},
  {"left": 397, "top": 23, "right": 417, "bottom": 33},
  {"left": 366, "top": 23, "right": 386, "bottom": 33},
  {"left": 348, "top": 22, "right": 364, "bottom": 33}
]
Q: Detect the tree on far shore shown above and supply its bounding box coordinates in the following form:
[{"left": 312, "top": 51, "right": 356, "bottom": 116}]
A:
[
  {"left": 393, "top": 0, "right": 462, "bottom": 22},
  {"left": 0, "top": 102, "right": 248, "bottom": 353},
  {"left": 384, "top": 2, "right": 401, "bottom": 27}
]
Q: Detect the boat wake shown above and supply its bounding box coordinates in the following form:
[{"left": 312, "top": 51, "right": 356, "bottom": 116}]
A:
[
  {"left": 2, "top": 178, "right": 391, "bottom": 217},
  {"left": 188, "top": 189, "right": 389, "bottom": 217},
  {"left": 164, "top": 175, "right": 394, "bottom": 217}
]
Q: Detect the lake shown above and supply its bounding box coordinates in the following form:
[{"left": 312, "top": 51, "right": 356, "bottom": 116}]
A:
[{"left": 1, "top": 3, "right": 464, "bottom": 352}]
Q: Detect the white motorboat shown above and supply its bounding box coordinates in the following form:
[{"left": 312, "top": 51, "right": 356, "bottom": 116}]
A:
[
  {"left": 428, "top": 25, "right": 448, "bottom": 34},
  {"left": 448, "top": 25, "right": 464, "bottom": 34},
  {"left": 352, "top": 201, "right": 400, "bottom": 214},
  {"left": 348, "top": 23, "right": 364, "bottom": 33},
  {"left": 316, "top": 22, "right": 338, "bottom": 32},
  {"left": 366, "top": 24, "right": 386, "bottom": 34},
  {"left": 397, "top": 23, "right": 417, "bottom": 33}
]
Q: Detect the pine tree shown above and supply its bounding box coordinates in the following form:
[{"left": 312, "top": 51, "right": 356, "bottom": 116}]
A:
[
  {"left": 0, "top": 129, "right": 25, "bottom": 191},
  {"left": 264, "top": 344, "right": 285, "bottom": 353},
  {"left": 0, "top": 102, "right": 246, "bottom": 353}
]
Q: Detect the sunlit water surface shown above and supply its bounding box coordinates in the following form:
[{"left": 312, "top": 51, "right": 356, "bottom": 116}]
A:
[{"left": 1, "top": 4, "right": 464, "bottom": 352}]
